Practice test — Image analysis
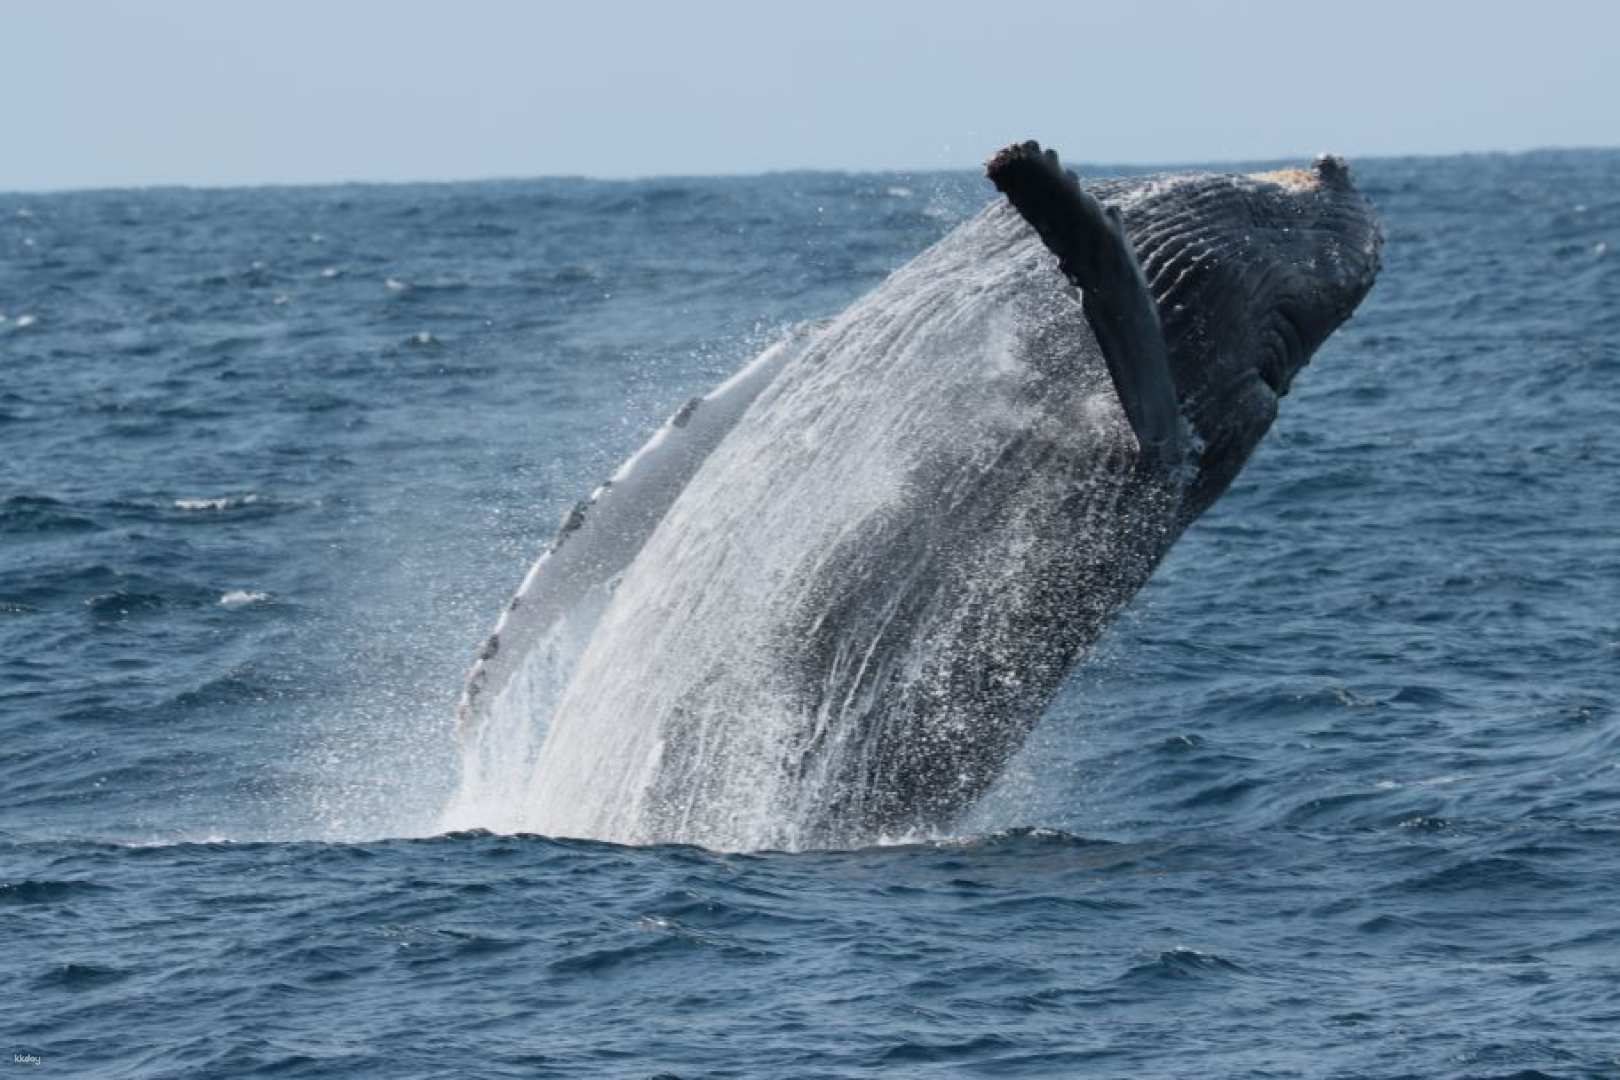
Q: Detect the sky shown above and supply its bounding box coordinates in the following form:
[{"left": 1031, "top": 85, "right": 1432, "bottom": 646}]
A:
[{"left": 5, "top": 0, "right": 1618, "bottom": 191}]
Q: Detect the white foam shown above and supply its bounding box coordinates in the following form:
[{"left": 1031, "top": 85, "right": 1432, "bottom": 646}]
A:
[
  {"left": 219, "top": 590, "right": 268, "bottom": 607},
  {"left": 457, "top": 202, "right": 1131, "bottom": 851},
  {"left": 175, "top": 494, "right": 258, "bottom": 511}
]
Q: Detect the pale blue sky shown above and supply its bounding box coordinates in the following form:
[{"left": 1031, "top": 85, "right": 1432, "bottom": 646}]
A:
[{"left": 6, "top": 0, "right": 1617, "bottom": 191}]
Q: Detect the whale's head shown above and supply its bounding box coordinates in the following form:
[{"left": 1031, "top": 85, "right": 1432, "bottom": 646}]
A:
[{"left": 1107, "top": 155, "right": 1384, "bottom": 508}]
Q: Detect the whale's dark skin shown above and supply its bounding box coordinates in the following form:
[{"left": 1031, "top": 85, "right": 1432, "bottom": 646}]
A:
[
  {"left": 754, "top": 142, "right": 1385, "bottom": 842},
  {"left": 455, "top": 140, "right": 1383, "bottom": 849}
]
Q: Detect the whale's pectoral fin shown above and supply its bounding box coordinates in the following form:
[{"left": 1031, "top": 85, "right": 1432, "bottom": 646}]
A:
[
  {"left": 987, "top": 140, "right": 1185, "bottom": 465},
  {"left": 455, "top": 323, "right": 818, "bottom": 739}
]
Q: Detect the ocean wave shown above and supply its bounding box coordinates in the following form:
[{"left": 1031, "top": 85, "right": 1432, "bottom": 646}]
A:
[
  {"left": 0, "top": 879, "right": 114, "bottom": 905},
  {"left": 4, "top": 153, "right": 1620, "bottom": 1079},
  {"left": 0, "top": 494, "right": 100, "bottom": 536},
  {"left": 173, "top": 494, "right": 260, "bottom": 512}
]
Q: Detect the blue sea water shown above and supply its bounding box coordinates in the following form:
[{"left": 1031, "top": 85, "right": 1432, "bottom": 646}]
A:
[{"left": 2, "top": 149, "right": 1618, "bottom": 1077}]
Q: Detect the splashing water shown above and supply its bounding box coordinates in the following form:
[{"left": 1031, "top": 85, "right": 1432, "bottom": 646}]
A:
[{"left": 442, "top": 202, "right": 1157, "bottom": 850}]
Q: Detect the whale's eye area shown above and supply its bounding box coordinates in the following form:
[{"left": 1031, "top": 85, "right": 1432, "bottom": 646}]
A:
[{"left": 1257, "top": 304, "right": 1310, "bottom": 396}]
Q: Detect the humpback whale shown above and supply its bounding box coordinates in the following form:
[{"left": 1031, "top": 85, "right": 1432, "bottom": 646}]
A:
[{"left": 445, "top": 141, "right": 1383, "bottom": 850}]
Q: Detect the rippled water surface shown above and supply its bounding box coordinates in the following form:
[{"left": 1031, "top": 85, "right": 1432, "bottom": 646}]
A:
[{"left": 3, "top": 151, "right": 1618, "bottom": 1077}]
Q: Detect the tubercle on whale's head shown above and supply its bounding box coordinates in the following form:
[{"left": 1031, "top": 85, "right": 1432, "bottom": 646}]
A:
[
  {"left": 1247, "top": 153, "right": 1353, "bottom": 194},
  {"left": 1109, "top": 153, "right": 1383, "bottom": 503},
  {"left": 1236, "top": 154, "right": 1384, "bottom": 397}
]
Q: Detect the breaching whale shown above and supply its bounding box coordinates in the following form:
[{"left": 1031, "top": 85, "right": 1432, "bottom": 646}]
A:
[{"left": 444, "top": 141, "right": 1383, "bottom": 850}]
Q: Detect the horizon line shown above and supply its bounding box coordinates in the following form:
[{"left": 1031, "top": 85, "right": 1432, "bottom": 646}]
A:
[{"left": 5, "top": 142, "right": 1617, "bottom": 200}]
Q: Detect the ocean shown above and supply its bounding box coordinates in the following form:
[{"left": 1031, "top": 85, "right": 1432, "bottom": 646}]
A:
[{"left": 2, "top": 149, "right": 1617, "bottom": 1077}]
